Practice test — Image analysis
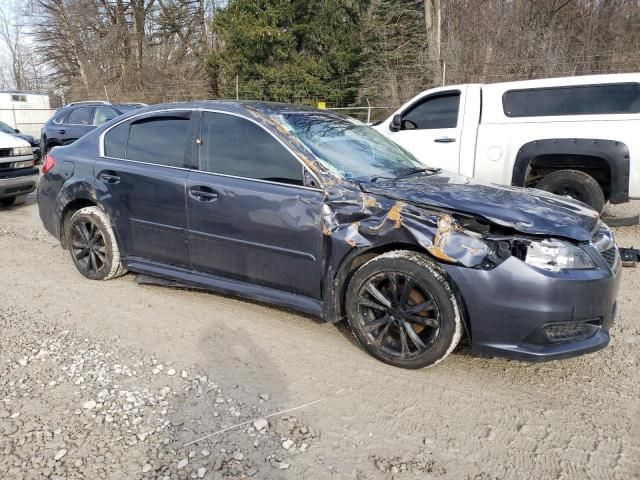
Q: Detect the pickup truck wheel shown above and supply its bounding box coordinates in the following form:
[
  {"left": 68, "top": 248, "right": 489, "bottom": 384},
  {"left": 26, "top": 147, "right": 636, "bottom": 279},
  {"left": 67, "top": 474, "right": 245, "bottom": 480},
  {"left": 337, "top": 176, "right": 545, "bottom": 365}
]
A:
[
  {"left": 536, "top": 169, "right": 605, "bottom": 213},
  {"left": 346, "top": 251, "right": 462, "bottom": 369},
  {"left": 66, "top": 206, "right": 127, "bottom": 281}
]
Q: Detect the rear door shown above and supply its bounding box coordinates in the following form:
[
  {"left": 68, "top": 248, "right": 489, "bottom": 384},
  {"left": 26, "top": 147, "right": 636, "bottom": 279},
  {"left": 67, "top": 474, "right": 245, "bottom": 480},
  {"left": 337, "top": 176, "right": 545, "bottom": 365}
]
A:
[
  {"left": 96, "top": 111, "right": 194, "bottom": 266},
  {"left": 60, "top": 106, "right": 96, "bottom": 144},
  {"left": 186, "top": 111, "right": 324, "bottom": 298},
  {"left": 386, "top": 88, "right": 465, "bottom": 172}
]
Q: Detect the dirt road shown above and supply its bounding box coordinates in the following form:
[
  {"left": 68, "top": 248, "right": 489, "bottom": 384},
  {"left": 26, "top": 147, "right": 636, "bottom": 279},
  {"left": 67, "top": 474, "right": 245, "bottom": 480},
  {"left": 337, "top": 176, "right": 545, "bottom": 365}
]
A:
[{"left": 1, "top": 196, "right": 639, "bottom": 479}]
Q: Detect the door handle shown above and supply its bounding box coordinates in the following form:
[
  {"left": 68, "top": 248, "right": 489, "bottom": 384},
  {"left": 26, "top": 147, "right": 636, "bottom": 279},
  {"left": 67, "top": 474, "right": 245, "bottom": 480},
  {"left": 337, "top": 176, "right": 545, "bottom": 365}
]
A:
[
  {"left": 434, "top": 137, "right": 456, "bottom": 143},
  {"left": 57, "top": 129, "right": 66, "bottom": 134},
  {"left": 99, "top": 172, "right": 120, "bottom": 184},
  {"left": 189, "top": 187, "right": 218, "bottom": 201}
]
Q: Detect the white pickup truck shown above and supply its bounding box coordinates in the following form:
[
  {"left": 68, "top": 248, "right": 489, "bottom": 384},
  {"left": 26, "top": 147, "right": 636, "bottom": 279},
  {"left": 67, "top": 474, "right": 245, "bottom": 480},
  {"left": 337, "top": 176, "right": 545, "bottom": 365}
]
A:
[{"left": 374, "top": 73, "right": 640, "bottom": 212}]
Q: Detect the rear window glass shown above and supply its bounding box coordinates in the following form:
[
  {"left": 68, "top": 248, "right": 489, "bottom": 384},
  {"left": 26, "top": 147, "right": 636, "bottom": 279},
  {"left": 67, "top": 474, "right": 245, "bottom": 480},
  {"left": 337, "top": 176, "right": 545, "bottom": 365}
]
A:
[{"left": 503, "top": 83, "right": 640, "bottom": 117}]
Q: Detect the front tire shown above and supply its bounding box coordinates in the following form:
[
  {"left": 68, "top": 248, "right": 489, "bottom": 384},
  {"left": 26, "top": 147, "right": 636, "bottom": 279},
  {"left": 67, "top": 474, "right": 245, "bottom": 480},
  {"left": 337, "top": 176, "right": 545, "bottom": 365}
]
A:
[
  {"left": 66, "top": 206, "right": 126, "bottom": 280},
  {"left": 536, "top": 169, "right": 605, "bottom": 213},
  {"left": 0, "top": 196, "right": 16, "bottom": 207},
  {"left": 346, "top": 251, "right": 462, "bottom": 369}
]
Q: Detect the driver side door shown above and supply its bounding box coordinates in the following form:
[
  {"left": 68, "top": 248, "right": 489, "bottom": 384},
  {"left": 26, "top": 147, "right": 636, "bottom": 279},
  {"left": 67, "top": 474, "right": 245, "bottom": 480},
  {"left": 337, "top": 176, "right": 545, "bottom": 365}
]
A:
[{"left": 387, "top": 88, "right": 465, "bottom": 173}]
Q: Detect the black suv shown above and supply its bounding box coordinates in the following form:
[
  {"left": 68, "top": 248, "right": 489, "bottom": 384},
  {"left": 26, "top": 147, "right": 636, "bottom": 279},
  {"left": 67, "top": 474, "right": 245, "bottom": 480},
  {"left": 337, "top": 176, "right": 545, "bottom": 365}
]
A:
[
  {"left": 37, "top": 101, "right": 621, "bottom": 369},
  {"left": 40, "top": 101, "right": 145, "bottom": 154}
]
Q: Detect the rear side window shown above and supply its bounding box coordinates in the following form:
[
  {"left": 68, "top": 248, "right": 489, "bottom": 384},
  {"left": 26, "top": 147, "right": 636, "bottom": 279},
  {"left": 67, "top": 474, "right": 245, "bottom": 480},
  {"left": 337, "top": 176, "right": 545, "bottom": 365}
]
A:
[
  {"left": 503, "top": 83, "right": 640, "bottom": 117},
  {"left": 104, "top": 121, "right": 129, "bottom": 158},
  {"left": 126, "top": 114, "right": 190, "bottom": 167},
  {"left": 93, "top": 107, "right": 119, "bottom": 126},
  {"left": 199, "top": 112, "right": 303, "bottom": 186},
  {"left": 401, "top": 92, "right": 460, "bottom": 129},
  {"left": 66, "top": 107, "right": 93, "bottom": 125}
]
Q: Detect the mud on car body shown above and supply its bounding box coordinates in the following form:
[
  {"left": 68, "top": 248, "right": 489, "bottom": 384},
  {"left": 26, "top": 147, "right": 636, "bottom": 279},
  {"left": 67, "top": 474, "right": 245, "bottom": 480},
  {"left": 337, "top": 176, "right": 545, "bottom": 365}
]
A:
[{"left": 37, "top": 101, "right": 621, "bottom": 368}]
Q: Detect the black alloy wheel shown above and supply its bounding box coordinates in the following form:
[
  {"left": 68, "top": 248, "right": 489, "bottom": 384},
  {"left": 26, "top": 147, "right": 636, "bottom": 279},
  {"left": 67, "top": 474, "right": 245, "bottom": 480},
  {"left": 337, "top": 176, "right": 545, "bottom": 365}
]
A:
[
  {"left": 346, "top": 251, "right": 461, "bottom": 369},
  {"left": 356, "top": 272, "right": 441, "bottom": 360},
  {"left": 66, "top": 206, "right": 126, "bottom": 280},
  {"left": 70, "top": 219, "right": 107, "bottom": 276}
]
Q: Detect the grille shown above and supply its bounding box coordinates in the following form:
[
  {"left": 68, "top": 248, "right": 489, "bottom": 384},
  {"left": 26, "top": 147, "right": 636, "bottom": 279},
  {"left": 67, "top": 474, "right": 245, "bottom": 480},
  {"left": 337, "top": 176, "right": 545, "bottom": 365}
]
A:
[
  {"left": 601, "top": 247, "right": 618, "bottom": 268},
  {"left": 541, "top": 319, "right": 601, "bottom": 343},
  {"left": 0, "top": 149, "right": 11, "bottom": 158}
]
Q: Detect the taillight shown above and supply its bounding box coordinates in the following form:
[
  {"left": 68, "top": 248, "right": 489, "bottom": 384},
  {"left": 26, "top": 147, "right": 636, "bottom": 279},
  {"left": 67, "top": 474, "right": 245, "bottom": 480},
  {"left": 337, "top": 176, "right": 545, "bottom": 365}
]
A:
[{"left": 42, "top": 153, "right": 55, "bottom": 174}]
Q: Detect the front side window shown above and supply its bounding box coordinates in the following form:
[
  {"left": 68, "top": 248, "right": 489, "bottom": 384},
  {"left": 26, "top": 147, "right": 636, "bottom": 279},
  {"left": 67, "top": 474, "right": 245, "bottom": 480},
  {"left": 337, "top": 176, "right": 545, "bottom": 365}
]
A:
[
  {"left": 278, "top": 112, "right": 425, "bottom": 181},
  {"left": 199, "top": 112, "right": 303, "bottom": 186},
  {"left": 93, "top": 107, "right": 119, "bottom": 126},
  {"left": 503, "top": 83, "right": 640, "bottom": 117},
  {"left": 126, "top": 114, "right": 190, "bottom": 167},
  {"left": 66, "top": 107, "right": 93, "bottom": 125},
  {"left": 401, "top": 92, "right": 460, "bottom": 130}
]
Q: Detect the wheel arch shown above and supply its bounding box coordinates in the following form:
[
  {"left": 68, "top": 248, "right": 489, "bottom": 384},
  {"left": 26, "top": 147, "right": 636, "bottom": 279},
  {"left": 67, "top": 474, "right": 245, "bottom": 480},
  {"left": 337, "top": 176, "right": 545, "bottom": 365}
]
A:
[
  {"left": 323, "top": 243, "right": 472, "bottom": 340},
  {"left": 510, "top": 138, "right": 630, "bottom": 204},
  {"left": 59, "top": 198, "right": 99, "bottom": 249}
]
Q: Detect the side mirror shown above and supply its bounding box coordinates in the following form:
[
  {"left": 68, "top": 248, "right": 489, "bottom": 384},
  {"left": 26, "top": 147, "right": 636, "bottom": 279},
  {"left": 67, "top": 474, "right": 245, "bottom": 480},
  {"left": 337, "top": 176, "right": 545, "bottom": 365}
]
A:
[
  {"left": 389, "top": 114, "right": 402, "bottom": 132},
  {"left": 14, "top": 128, "right": 20, "bottom": 133}
]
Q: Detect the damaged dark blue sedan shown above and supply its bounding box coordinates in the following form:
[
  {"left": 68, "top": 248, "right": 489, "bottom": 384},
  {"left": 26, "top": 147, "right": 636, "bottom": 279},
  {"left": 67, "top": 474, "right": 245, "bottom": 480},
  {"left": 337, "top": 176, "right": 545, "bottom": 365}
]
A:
[{"left": 37, "top": 102, "right": 621, "bottom": 368}]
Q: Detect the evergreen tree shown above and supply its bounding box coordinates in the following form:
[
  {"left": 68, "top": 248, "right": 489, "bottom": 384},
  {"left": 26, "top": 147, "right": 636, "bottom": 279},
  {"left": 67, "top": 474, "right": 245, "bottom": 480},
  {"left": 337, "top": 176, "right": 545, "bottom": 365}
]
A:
[{"left": 209, "top": 0, "right": 368, "bottom": 106}]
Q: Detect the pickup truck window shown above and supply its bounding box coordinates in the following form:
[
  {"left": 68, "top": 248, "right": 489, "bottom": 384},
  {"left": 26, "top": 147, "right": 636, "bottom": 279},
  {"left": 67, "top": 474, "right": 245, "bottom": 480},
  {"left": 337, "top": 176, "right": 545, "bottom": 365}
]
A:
[
  {"left": 503, "top": 83, "right": 640, "bottom": 117},
  {"left": 402, "top": 92, "right": 460, "bottom": 130}
]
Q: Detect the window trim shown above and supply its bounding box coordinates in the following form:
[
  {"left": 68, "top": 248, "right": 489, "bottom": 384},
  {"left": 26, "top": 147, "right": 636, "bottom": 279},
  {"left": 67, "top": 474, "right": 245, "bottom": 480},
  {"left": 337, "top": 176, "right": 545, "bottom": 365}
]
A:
[
  {"left": 99, "top": 108, "right": 324, "bottom": 191},
  {"left": 400, "top": 90, "right": 462, "bottom": 130},
  {"left": 502, "top": 82, "right": 640, "bottom": 118}
]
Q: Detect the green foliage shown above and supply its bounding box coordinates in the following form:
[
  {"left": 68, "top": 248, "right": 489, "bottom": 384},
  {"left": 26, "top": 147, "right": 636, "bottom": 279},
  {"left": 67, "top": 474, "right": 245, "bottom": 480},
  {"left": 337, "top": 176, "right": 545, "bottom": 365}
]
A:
[{"left": 209, "top": 0, "right": 368, "bottom": 106}]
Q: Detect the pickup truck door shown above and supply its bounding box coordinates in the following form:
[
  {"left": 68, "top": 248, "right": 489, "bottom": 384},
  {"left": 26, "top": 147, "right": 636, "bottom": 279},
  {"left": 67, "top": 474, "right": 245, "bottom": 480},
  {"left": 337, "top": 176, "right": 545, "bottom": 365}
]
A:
[{"left": 381, "top": 87, "right": 466, "bottom": 173}]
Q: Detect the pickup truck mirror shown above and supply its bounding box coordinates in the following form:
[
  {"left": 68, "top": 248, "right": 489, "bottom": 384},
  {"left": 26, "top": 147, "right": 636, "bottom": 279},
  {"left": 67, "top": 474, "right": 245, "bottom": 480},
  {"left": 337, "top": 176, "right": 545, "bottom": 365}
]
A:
[
  {"left": 14, "top": 128, "right": 20, "bottom": 133},
  {"left": 390, "top": 114, "right": 402, "bottom": 132}
]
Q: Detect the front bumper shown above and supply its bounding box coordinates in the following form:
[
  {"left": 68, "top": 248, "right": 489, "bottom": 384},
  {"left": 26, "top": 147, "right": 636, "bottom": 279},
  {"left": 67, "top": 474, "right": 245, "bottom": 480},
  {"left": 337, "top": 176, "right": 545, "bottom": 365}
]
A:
[
  {"left": 0, "top": 169, "right": 40, "bottom": 199},
  {"left": 443, "top": 253, "right": 621, "bottom": 362}
]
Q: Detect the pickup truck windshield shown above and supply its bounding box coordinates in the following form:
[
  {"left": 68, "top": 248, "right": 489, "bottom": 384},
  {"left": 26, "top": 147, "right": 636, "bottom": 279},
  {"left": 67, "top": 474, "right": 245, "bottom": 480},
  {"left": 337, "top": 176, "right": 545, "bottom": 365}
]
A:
[{"left": 279, "top": 113, "right": 425, "bottom": 181}]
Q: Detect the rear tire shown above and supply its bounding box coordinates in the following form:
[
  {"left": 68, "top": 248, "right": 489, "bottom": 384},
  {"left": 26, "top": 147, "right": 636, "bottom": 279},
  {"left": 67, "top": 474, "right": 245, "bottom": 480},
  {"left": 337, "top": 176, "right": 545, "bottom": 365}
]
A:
[
  {"left": 66, "top": 206, "right": 127, "bottom": 280},
  {"left": 346, "top": 250, "right": 462, "bottom": 369},
  {"left": 536, "top": 169, "right": 605, "bottom": 213}
]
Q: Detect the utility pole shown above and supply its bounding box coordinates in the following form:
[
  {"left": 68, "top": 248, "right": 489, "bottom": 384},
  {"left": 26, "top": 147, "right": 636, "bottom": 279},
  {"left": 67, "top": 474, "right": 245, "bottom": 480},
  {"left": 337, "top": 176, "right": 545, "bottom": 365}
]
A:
[{"left": 424, "top": 0, "right": 442, "bottom": 81}]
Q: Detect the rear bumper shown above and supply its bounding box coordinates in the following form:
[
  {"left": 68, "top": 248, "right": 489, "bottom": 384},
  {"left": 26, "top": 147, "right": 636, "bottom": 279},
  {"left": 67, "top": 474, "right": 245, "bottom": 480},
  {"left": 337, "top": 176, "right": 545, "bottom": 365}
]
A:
[
  {"left": 0, "top": 170, "right": 39, "bottom": 199},
  {"left": 443, "top": 253, "right": 621, "bottom": 362}
]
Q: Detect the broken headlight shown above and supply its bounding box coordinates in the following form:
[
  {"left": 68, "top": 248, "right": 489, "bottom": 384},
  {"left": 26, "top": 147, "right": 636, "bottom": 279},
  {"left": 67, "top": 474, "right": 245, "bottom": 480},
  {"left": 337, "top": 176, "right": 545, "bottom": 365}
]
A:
[{"left": 524, "top": 239, "right": 595, "bottom": 272}]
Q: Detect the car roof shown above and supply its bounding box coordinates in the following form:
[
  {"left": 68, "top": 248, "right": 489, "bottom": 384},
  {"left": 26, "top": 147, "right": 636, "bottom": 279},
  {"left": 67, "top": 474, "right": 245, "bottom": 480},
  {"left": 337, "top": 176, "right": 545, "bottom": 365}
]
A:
[{"left": 132, "top": 100, "right": 335, "bottom": 118}]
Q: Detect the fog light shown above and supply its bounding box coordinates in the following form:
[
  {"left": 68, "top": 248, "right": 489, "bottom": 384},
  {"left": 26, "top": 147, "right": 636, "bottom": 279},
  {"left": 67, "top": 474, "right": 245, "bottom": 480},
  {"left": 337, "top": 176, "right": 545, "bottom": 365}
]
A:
[{"left": 541, "top": 319, "right": 601, "bottom": 343}]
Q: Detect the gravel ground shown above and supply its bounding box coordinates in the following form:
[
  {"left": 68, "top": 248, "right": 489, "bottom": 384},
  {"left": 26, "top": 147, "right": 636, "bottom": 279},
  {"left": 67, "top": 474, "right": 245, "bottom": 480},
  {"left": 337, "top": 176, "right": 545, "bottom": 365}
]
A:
[{"left": 1, "top": 196, "right": 640, "bottom": 480}]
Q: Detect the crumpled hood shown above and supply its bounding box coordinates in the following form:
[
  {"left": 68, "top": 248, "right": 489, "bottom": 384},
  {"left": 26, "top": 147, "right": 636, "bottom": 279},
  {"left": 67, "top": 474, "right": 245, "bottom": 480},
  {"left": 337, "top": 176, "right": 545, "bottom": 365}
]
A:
[{"left": 360, "top": 171, "right": 600, "bottom": 242}]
